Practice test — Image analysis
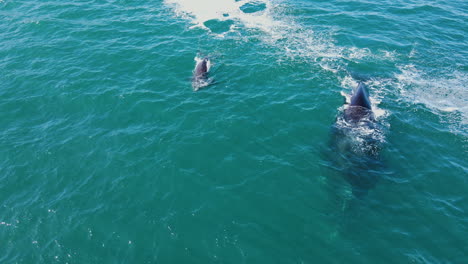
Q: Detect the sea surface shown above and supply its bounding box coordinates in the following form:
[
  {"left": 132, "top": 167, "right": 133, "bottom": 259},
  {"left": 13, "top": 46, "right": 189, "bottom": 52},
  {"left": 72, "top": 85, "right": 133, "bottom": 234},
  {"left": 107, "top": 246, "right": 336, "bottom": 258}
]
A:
[{"left": 1, "top": 0, "right": 467, "bottom": 263}]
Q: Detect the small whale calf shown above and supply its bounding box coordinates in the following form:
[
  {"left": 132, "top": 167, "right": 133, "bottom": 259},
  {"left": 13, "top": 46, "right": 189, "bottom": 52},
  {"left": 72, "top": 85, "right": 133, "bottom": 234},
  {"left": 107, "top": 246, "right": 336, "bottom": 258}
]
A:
[{"left": 192, "top": 57, "right": 211, "bottom": 91}]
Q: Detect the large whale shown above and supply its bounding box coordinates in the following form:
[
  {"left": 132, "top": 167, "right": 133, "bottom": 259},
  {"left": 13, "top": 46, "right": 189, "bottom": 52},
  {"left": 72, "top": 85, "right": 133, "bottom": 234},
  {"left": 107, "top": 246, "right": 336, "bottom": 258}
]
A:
[
  {"left": 327, "top": 82, "right": 384, "bottom": 198},
  {"left": 192, "top": 57, "right": 211, "bottom": 91}
]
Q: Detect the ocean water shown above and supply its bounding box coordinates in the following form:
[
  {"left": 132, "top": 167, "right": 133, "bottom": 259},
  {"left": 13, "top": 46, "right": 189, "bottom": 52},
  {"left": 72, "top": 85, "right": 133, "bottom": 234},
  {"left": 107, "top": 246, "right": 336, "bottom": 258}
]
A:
[{"left": 1, "top": 0, "right": 467, "bottom": 263}]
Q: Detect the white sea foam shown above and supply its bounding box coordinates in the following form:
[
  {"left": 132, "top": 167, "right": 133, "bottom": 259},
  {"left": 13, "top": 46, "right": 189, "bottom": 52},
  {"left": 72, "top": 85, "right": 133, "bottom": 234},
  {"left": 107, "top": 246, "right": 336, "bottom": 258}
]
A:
[
  {"left": 164, "top": 0, "right": 281, "bottom": 36},
  {"left": 395, "top": 65, "right": 468, "bottom": 125},
  {"left": 338, "top": 64, "right": 467, "bottom": 135},
  {"left": 164, "top": 0, "right": 375, "bottom": 65}
]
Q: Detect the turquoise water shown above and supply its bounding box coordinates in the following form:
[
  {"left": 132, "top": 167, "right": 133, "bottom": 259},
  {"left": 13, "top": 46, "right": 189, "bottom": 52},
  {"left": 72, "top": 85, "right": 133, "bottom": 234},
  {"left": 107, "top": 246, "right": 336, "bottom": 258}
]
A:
[{"left": 1, "top": 0, "right": 467, "bottom": 263}]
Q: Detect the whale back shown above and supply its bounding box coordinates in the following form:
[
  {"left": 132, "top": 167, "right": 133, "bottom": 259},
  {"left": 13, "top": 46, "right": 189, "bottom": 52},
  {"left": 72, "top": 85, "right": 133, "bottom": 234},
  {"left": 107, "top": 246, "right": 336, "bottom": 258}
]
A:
[
  {"left": 194, "top": 58, "right": 209, "bottom": 78},
  {"left": 350, "top": 83, "right": 372, "bottom": 109},
  {"left": 344, "top": 83, "right": 373, "bottom": 123},
  {"left": 192, "top": 58, "right": 212, "bottom": 91}
]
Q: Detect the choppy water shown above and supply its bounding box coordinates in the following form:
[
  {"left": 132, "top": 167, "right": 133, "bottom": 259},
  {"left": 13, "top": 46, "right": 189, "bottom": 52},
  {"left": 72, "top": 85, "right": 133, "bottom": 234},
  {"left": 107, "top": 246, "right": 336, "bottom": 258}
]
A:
[{"left": 1, "top": 0, "right": 467, "bottom": 263}]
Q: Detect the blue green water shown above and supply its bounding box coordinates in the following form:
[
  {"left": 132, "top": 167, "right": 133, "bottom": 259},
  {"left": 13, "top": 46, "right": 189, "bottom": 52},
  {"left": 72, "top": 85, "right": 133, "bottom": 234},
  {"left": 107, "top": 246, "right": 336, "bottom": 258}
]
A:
[{"left": 1, "top": 0, "right": 467, "bottom": 263}]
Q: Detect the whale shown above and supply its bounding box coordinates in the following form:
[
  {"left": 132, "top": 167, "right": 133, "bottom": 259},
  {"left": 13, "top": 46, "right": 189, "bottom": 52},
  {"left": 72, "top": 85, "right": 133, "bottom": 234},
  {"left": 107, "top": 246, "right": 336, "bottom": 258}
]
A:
[
  {"left": 192, "top": 57, "right": 211, "bottom": 91},
  {"left": 326, "top": 82, "right": 384, "bottom": 198}
]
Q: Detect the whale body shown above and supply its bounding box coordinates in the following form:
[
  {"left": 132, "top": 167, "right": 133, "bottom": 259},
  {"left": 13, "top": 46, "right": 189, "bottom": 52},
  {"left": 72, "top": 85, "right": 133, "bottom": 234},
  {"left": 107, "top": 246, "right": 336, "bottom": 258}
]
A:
[
  {"left": 328, "top": 82, "right": 384, "bottom": 198},
  {"left": 192, "top": 57, "right": 211, "bottom": 91},
  {"left": 193, "top": 58, "right": 209, "bottom": 80}
]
